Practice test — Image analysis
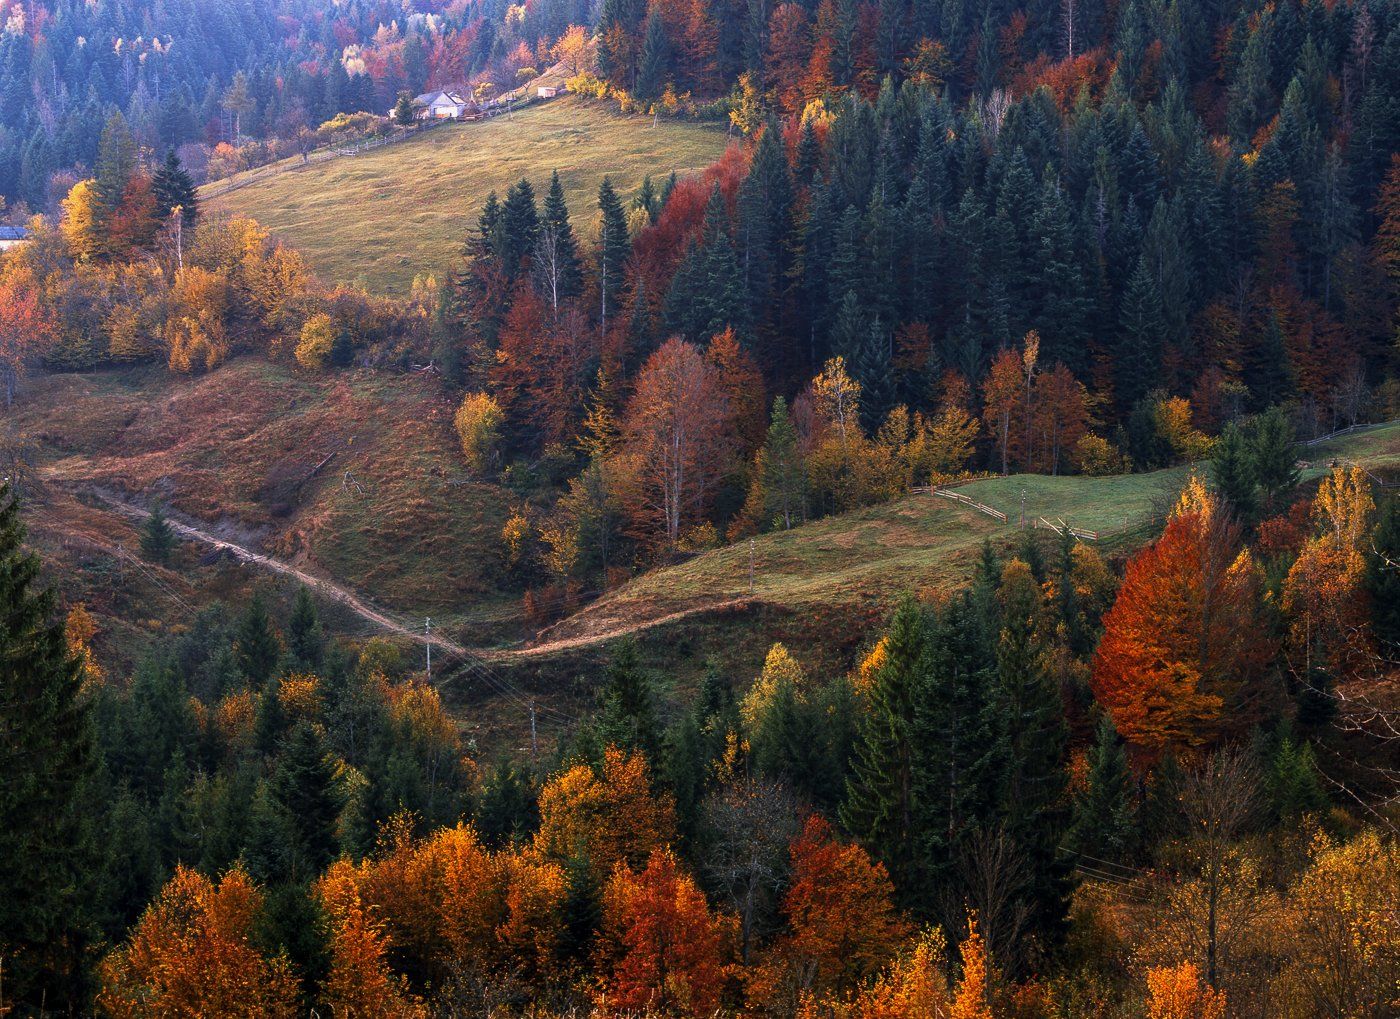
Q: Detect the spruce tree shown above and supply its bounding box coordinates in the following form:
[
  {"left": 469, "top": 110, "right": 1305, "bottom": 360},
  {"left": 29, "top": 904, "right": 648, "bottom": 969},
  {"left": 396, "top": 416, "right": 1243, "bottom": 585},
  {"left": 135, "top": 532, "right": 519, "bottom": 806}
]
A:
[
  {"left": 94, "top": 110, "right": 136, "bottom": 213},
  {"left": 635, "top": 9, "right": 670, "bottom": 101},
  {"left": 1116, "top": 254, "right": 1164, "bottom": 411},
  {"left": 596, "top": 640, "right": 661, "bottom": 763},
  {"left": 996, "top": 562, "right": 1072, "bottom": 953},
  {"left": 596, "top": 177, "right": 631, "bottom": 334},
  {"left": 0, "top": 487, "right": 98, "bottom": 1006},
  {"left": 235, "top": 592, "right": 281, "bottom": 686},
  {"left": 910, "top": 592, "right": 1003, "bottom": 919},
  {"left": 1210, "top": 421, "right": 1256, "bottom": 521},
  {"left": 760, "top": 397, "right": 805, "bottom": 530},
  {"left": 141, "top": 502, "right": 175, "bottom": 564},
  {"left": 286, "top": 586, "right": 323, "bottom": 669},
  {"left": 267, "top": 720, "right": 344, "bottom": 882},
  {"left": 841, "top": 595, "right": 929, "bottom": 901},
  {"left": 152, "top": 149, "right": 199, "bottom": 227},
  {"left": 498, "top": 178, "right": 540, "bottom": 279},
  {"left": 538, "top": 169, "right": 583, "bottom": 305},
  {"left": 1067, "top": 715, "right": 1137, "bottom": 864},
  {"left": 1248, "top": 405, "right": 1299, "bottom": 516}
]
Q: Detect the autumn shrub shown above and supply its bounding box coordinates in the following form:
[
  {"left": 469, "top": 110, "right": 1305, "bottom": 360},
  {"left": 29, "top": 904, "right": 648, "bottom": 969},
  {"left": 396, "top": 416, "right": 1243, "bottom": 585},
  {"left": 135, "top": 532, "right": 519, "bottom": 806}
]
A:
[
  {"left": 295, "top": 312, "right": 335, "bottom": 369},
  {"left": 455, "top": 391, "right": 504, "bottom": 475}
]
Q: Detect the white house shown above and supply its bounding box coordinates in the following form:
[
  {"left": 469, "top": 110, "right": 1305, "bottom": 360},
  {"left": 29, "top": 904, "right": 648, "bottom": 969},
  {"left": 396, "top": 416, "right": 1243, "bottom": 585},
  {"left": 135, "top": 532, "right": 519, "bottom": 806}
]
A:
[
  {"left": 537, "top": 86, "right": 559, "bottom": 98},
  {"left": 414, "top": 90, "right": 470, "bottom": 119},
  {"left": 0, "top": 225, "right": 30, "bottom": 252}
]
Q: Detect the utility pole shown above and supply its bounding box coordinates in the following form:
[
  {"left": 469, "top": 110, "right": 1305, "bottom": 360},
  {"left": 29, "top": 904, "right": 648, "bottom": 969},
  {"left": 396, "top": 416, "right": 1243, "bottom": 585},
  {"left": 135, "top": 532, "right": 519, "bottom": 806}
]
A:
[
  {"left": 529, "top": 700, "right": 538, "bottom": 766},
  {"left": 1020, "top": 489, "right": 1027, "bottom": 529},
  {"left": 425, "top": 617, "right": 432, "bottom": 680},
  {"left": 749, "top": 538, "right": 755, "bottom": 594}
]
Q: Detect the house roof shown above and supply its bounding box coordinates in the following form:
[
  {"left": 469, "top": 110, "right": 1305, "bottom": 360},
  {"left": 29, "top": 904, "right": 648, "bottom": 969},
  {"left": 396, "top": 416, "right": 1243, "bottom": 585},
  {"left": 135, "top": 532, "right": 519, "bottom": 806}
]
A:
[
  {"left": 415, "top": 90, "right": 467, "bottom": 107},
  {"left": 0, "top": 226, "right": 30, "bottom": 241}
]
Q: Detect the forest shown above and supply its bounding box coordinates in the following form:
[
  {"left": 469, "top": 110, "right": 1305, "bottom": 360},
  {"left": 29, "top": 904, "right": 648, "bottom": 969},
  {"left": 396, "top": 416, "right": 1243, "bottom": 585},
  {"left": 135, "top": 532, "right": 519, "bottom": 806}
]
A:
[{"left": 1, "top": 0, "right": 1400, "bottom": 1013}]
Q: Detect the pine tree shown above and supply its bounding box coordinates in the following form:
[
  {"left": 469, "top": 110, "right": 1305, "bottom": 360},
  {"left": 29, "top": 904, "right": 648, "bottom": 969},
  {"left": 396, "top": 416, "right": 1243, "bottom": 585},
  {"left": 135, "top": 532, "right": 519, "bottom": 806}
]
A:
[
  {"left": 141, "top": 502, "right": 175, "bottom": 564},
  {"left": 597, "top": 177, "right": 631, "bottom": 335},
  {"left": 856, "top": 321, "right": 895, "bottom": 435},
  {"left": 152, "top": 149, "right": 199, "bottom": 228},
  {"left": 1210, "top": 421, "right": 1256, "bottom": 521},
  {"left": 0, "top": 487, "right": 98, "bottom": 1007},
  {"left": 236, "top": 593, "right": 281, "bottom": 686},
  {"left": 1116, "top": 254, "right": 1164, "bottom": 411},
  {"left": 1248, "top": 406, "right": 1299, "bottom": 516},
  {"left": 761, "top": 396, "right": 805, "bottom": 530},
  {"left": 1067, "top": 715, "right": 1137, "bottom": 863},
  {"left": 266, "top": 720, "right": 344, "bottom": 883},
  {"left": 635, "top": 9, "right": 671, "bottom": 101},
  {"left": 841, "top": 595, "right": 929, "bottom": 902},
  {"left": 537, "top": 169, "right": 583, "bottom": 309},
  {"left": 392, "top": 91, "right": 416, "bottom": 126},
  {"left": 995, "top": 561, "right": 1072, "bottom": 953},
  {"left": 286, "top": 586, "right": 323, "bottom": 669}
]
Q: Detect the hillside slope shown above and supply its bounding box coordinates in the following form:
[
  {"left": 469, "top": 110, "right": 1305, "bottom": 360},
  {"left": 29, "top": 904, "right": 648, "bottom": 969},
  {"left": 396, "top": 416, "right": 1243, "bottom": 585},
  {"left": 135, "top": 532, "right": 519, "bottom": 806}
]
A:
[
  {"left": 204, "top": 97, "right": 731, "bottom": 293},
  {"left": 513, "top": 422, "right": 1400, "bottom": 678}
]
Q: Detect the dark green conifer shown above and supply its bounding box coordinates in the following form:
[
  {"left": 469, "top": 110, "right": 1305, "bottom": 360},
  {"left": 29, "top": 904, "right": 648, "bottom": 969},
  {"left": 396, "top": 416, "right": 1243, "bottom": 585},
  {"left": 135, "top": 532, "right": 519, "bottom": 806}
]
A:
[
  {"left": 1067, "top": 715, "right": 1137, "bottom": 864},
  {"left": 140, "top": 502, "right": 175, "bottom": 564},
  {"left": 0, "top": 487, "right": 98, "bottom": 1007}
]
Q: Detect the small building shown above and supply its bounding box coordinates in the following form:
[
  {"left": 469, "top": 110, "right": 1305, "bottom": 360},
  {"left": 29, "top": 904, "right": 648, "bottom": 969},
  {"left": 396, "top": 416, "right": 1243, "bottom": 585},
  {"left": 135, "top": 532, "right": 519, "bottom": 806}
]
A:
[
  {"left": 537, "top": 86, "right": 559, "bottom": 99},
  {"left": 0, "top": 225, "right": 30, "bottom": 252},
  {"left": 415, "top": 90, "right": 470, "bottom": 119}
]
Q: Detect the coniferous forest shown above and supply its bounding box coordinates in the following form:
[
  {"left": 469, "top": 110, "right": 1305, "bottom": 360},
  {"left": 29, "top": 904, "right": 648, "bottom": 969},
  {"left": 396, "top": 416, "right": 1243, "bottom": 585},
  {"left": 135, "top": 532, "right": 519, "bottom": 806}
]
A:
[{"left": 2, "top": 0, "right": 1400, "bottom": 1014}]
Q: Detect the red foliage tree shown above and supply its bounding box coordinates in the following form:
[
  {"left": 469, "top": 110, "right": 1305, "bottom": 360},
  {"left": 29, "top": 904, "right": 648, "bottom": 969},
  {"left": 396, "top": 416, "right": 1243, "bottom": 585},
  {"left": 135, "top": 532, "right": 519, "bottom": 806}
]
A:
[
  {"left": 599, "top": 848, "right": 731, "bottom": 1016},
  {"left": 1091, "top": 480, "right": 1274, "bottom": 758}
]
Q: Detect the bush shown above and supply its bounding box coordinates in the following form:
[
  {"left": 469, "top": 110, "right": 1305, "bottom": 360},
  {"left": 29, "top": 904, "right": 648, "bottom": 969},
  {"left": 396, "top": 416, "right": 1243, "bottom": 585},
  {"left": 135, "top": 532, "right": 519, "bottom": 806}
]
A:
[
  {"left": 294, "top": 313, "right": 335, "bottom": 369},
  {"left": 454, "top": 392, "right": 504, "bottom": 474}
]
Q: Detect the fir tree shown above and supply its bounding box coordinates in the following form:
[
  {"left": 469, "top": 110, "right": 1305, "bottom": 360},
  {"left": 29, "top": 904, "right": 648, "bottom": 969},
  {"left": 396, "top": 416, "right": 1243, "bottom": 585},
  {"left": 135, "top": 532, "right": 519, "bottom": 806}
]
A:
[
  {"left": 152, "top": 149, "right": 199, "bottom": 227},
  {"left": 476, "top": 759, "right": 539, "bottom": 848},
  {"left": 286, "top": 586, "right": 323, "bottom": 669},
  {"left": 498, "top": 178, "right": 540, "bottom": 278},
  {"left": 1210, "top": 421, "right": 1256, "bottom": 521},
  {"left": 0, "top": 487, "right": 98, "bottom": 1008},
  {"left": 760, "top": 397, "right": 805, "bottom": 530},
  {"left": 1067, "top": 715, "right": 1137, "bottom": 864},
  {"left": 94, "top": 111, "right": 136, "bottom": 213},
  {"left": 596, "top": 177, "right": 631, "bottom": 335},
  {"left": 841, "top": 595, "right": 929, "bottom": 901},
  {"left": 140, "top": 502, "right": 175, "bottom": 564},
  {"left": 235, "top": 593, "right": 281, "bottom": 686}
]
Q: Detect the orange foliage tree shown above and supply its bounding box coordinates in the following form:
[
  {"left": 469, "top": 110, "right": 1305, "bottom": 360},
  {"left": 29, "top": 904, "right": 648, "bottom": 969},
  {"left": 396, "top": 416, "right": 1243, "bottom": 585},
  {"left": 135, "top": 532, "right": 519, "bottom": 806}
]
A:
[
  {"left": 598, "top": 847, "right": 731, "bottom": 1016},
  {"left": 317, "top": 859, "right": 427, "bottom": 1018},
  {"left": 1091, "top": 479, "right": 1273, "bottom": 756},
  {"left": 1145, "top": 962, "right": 1227, "bottom": 1019},
  {"left": 752, "top": 815, "right": 910, "bottom": 1005},
  {"left": 98, "top": 865, "right": 299, "bottom": 1017},
  {"left": 535, "top": 746, "right": 677, "bottom": 879},
  {"left": 619, "top": 337, "right": 734, "bottom": 547},
  {"left": 0, "top": 259, "right": 58, "bottom": 407},
  {"left": 949, "top": 915, "right": 995, "bottom": 1019}
]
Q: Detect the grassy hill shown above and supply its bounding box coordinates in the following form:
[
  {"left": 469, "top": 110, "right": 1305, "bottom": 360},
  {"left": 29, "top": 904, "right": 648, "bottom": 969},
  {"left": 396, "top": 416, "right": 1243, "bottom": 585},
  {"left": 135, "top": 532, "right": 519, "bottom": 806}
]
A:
[
  {"left": 204, "top": 98, "right": 732, "bottom": 294},
  {"left": 17, "top": 361, "right": 515, "bottom": 623},
  {"left": 507, "top": 421, "right": 1400, "bottom": 684}
]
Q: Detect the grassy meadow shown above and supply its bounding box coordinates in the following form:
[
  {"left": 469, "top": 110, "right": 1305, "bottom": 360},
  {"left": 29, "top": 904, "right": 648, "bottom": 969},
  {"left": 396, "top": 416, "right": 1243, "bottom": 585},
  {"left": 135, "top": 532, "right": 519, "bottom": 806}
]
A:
[{"left": 204, "top": 98, "right": 733, "bottom": 294}]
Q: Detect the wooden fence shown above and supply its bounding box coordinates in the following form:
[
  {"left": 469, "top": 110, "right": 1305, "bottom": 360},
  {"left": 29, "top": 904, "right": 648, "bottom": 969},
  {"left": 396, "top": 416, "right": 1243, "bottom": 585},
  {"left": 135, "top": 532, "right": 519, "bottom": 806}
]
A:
[
  {"left": 1034, "top": 517, "right": 1101, "bottom": 540},
  {"left": 929, "top": 486, "right": 1008, "bottom": 523}
]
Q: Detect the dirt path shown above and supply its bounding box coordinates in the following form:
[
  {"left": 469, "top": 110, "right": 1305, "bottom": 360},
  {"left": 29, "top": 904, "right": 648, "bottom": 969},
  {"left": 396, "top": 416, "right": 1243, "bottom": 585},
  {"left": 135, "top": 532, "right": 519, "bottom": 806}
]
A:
[
  {"left": 95, "top": 492, "right": 474, "bottom": 660},
  {"left": 90, "top": 490, "right": 736, "bottom": 664}
]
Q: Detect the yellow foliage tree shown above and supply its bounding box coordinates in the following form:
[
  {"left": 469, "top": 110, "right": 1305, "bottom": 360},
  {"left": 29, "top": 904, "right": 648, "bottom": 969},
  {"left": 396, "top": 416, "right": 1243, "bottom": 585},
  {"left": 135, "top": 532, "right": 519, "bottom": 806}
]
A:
[
  {"left": 60, "top": 179, "right": 105, "bottom": 261},
  {"left": 295, "top": 312, "right": 335, "bottom": 369},
  {"left": 455, "top": 391, "right": 504, "bottom": 475},
  {"left": 741, "top": 642, "right": 808, "bottom": 731}
]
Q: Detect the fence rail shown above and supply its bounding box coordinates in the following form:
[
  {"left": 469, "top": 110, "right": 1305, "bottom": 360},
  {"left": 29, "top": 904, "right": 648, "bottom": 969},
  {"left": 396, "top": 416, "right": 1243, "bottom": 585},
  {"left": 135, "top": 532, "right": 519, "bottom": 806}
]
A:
[{"left": 930, "top": 486, "right": 1008, "bottom": 523}]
